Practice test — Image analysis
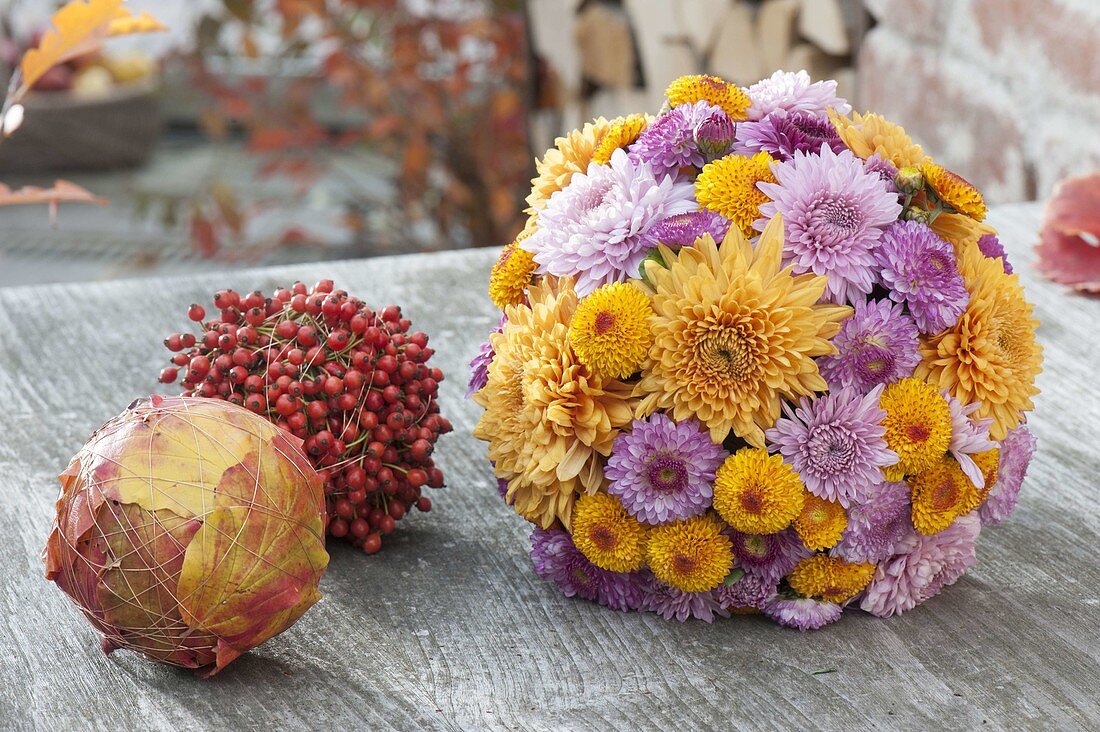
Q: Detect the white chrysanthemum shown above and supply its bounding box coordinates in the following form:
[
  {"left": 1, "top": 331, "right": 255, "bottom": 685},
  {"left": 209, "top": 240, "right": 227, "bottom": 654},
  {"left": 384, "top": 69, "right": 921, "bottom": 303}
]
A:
[
  {"left": 522, "top": 148, "right": 696, "bottom": 296},
  {"left": 746, "top": 70, "right": 851, "bottom": 121}
]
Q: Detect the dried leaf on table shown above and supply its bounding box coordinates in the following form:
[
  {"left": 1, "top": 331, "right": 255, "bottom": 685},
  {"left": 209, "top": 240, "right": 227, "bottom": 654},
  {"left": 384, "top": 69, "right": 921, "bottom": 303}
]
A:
[
  {"left": 1036, "top": 172, "right": 1100, "bottom": 295},
  {"left": 0, "top": 179, "right": 107, "bottom": 225}
]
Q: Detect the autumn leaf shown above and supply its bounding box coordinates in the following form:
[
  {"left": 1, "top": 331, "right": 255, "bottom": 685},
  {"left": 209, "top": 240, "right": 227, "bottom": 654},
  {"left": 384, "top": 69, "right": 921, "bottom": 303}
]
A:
[
  {"left": 107, "top": 11, "right": 168, "bottom": 37},
  {"left": 1036, "top": 172, "right": 1100, "bottom": 295},
  {"left": 0, "top": 179, "right": 107, "bottom": 225}
]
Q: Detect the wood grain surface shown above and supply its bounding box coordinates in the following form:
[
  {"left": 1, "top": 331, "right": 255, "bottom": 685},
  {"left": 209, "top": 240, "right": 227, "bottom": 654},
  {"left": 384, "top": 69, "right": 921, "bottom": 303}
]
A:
[{"left": 0, "top": 203, "right": 1096, "bottom": 731}]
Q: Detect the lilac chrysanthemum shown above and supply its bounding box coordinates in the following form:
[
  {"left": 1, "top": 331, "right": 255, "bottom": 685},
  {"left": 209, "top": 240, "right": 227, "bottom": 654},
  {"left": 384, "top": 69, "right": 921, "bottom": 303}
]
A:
[
  {"left": 647, "top": 210, "right": 731, "bottom": 248},
  {"left": 833, "top": 480, "right": 912, "bottom": 564},
  {"left": 599, "top": 571, "right": 651, "bottom": 612},
  {"left": 606, "top": 414, "right": 728, "bottom": 524},
  {"left": 859, "top": 514, "right": 981, "bottom": 618},
  {"left": 874, "top": 220, "right": 970, "bottom": 333},
  {"left": 978, "top": 233, "right": 1014, "bottom": 274},
  {"left": 946, "top": 393, "right": 996, "bottom": 488},
  {"left": 641, "top": 575, "right": 729, "bottom": 622},
  {"left": 716, "top": 572, "right": 775, "bottom": 611},
  {"left": 765, "top": 596, "right": 843, "bottom": 631},
  {"left": 728, "top": 529, "right": 810, "bottom": 585},
  {"left": 817, "top": 298, "right": 921, "bottom": 393},
  {"left": 466, "top": 316, "right": 505, "bottom": 398},
  {"left": 629, "top": 100, "right": 732, "bottom": 176},
  {"left": 734, "top": 111, "right": 846, "bottom": 161},
  {"left": 765, "top": 385, "right": 899, "bottom": 507},
  {"left": 979, "top": 426, "right": 1037, "bottom": 526},
  {"left": 746, "top": 70, "right": 851, "bottom": 121},
  {"left": 757, "top": 144, "right": 904, "bottom": 303},
  {"left": 864, "top": 154, "right": 900, "bottom": 195},
  {"left": 523, "top": 148, "right": 696, "bottom": 296}
]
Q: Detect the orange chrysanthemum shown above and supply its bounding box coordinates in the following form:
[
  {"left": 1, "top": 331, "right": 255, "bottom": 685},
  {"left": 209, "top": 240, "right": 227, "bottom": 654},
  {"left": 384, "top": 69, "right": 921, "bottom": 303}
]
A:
[
  {"left": 973, "top": 448, "right": 1000, "bottom": 501},
  {"left": 488, "top": 241, "right": 538, "bottom": 309},
  {"left": 916, "top": 245, "right": 1042, "bottom": 440},
  {"left": 526, "top": 117, "right": 612, "bottom": 214},
  {"left": 695, "top": 152, "right": 778, "bottom": 237},
  {"left": 713, "top": 448, "right": 805, "bottom": 535},
  {"left": 646, "top": 514, "right": 733, "bottom": 592},
  {"left": 571, "top": 492, "right": 648, "bottom": 572},
  {"left": 794, "top": 493, "right": 848, "bottom": 550},
  {"left": 879, "top": 377, "right": 953, "bottom": 480},
  {"left": 591, "top": 114, "right": 650, "bottom": 165},
  {"left": 930, "top": 211, "right": 998, "bottom": 259},
  {"left": 635, "top": 215, "right": 850, "bottom": 445},
  {"left": 923, "top": 162, "right": 987, "bottom": 221},
  {"left": 473, "top": 278, "right": 636, "bottom": 529},
  {"left": 569, "top": 282, "right": 653, "bottom": 379},
  {"left": 829, "top": 109, "right": 929, "bottom": 169},
  {"left": 908, "top": 455, "right": 982, "bottom": 535},
  {"left": 788, "top": 554, "right": 875, "bottom": 603},
  {"left": 665, "top": 74, "right": 750, "bottom": 120}
]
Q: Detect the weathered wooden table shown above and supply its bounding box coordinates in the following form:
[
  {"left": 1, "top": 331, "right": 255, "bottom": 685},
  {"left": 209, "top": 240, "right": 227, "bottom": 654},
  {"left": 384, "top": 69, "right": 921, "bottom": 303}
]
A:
[{"left": 1, "top": 203, "right": 1096, "bottom": 731}]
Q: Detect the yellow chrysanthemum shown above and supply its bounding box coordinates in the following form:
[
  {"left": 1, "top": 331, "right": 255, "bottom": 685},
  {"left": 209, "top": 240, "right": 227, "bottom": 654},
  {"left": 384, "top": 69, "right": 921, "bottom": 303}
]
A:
[
  {"left": 473, "top": 278, "right": 637, "bottom": 529},
  {"left": 794, "top": 493, "right": 848, "bottom": 550},
  {"left": 879, "top": 377, "right": 953, "bottom": 480},
  {"left": 788, "top": 554, "right": 875, "bottom": 603},
  {"left": 635, "top": 215, "right": 850, "bottom": 445},
  {"left": 665, "top": 74, "right": 750, "bottom": 120},
  {"left": 908, "top": 455, "right": 983, "bottom": 535},
  {"left": 526, "top": 117, "right": 612, "bottom": 214},
  {"left": 488, "top": 241, "right": 538, "bottom": 309},
  {"left": 571, "top": 492, "right": 648, "bottom": 572},
  {"left": 695, "top": 152, "right": 777, "bottom": 238},
  {"left": 973, "top": 448, "right": 1000, "bottom": 501},
  {"left": 713, "top": 448, "right": 806, "bottom": 534},
  {"left": 646, "top": 514, "right": 733, "bottom": 592},
  {"left": 930, "top": 212, "right": 998, "bottom": 259},
  {"left": 591, "top": 114, "right": 650, "bottom": 165},
  {"left": 569, "top": 282, "right": 653, "bottom": 379},
  {"left": 922, "top": 162, "right": 987, "bottom": 221},
  {"left": 916, "top": 245, "right": 1042, "bottom": 440},
  {"left": 828, "top": 109, "right": 929, "bottom": 169}
]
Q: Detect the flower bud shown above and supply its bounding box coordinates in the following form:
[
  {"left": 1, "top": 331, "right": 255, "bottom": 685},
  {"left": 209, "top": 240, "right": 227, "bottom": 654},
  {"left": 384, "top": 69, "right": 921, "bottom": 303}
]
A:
[
  {"left": 638, "top": 248, "right": 667, "bottom": 286},
  {"left": 901, "top": 206, "right": 932, "bottom": 224},
  {"left": 894, "top": 166, "right": 925, "bottom": 195},
  {"left": 694, "top": 109, "right": 736, "bottom": 161}
]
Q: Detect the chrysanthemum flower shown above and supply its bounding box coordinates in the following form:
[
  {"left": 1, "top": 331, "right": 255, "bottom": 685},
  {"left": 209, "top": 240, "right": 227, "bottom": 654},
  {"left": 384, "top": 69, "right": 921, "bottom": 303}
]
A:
[
  {"left": 522, "top": 148, "right": 697, "bottom": 297},
  {"left": 628, "top": 101, "right": 728, "bottom": 176},
  {"left": 569, "top": 282, "right": 653, "bottom": 379},
  {"left": 641, "top": 574, "right": 729, "bottom": 622},
  {"left": 945, "top": 393, "right": 997, "bottom": 489},
  {"left": 864, "top": 153, "right": 900, "bottom": 194},
  {"left": 647, "top": 210, "right": 731, "bottom": 248},
  {"left": 713, "top": 448, "right": 806, "bottom": 534},
  {"left": 922, "top": 162, "right": 987, "bottom": 221},
  {"left": 570, "top": 491, "right": 648, "bottom": 572},
  {"left": 746, "top": 70, "right": 851, "bottom": 121},
  {"left": 716, "top": 572, "right": 775, "bottom": 611},
  {"left": 977, "top": 233, "right": 1013, "bottom": 273},
  {"left": 908, "top": 455, "right": 983, "bottom": 535},
  {"left": 635, "top": 216, "right": 850, "bottom": 445},
  {"left": 929, "top": 211, "right": 998, "bottom": 259},
  {"left": 467, "top": 316, "right": 505, "bottom": 398},
  {"left": 695, "top": 152, "right": 777, "bottom": 238},
  {"left": 757, "top": 144, "right": 903, "bottom": 304},
  {"left": 530, "top": 527, "right": 606, "bottom": 602},
  {"left": 728, "top": 528, "right": 809, "bottom": 585},
  {"left": 591, "top": 113, "right": 651, "bottom": 165},
  {"left": 828, "top": 109, "right": 929, "bottom": 169},
  {"left": 765, "top": 385, "right": 897, "bottom": 507},
  {"left": 474, "top": 278, "right": 636, "bottom": 528},
  {"left": 834, "top": 480, "right": 912, "bottom": 563},
  {"left": 794, "top": 494, "right": 848, "bottom": 550},
  {"left": 735, "top": 111, "right": 847, "bottom": 161},
  {"left": 488, "top": 241, "right": 537, "bottom": 309},
  {"left": 765, "top": 596, "right": 843, "bottom": 631},
  {"left": 817, "top": 299, "right": 920, "bottom": 393},
  {"left": 874, "top": 220, "right": 969, "bottom": 333},
  {"left": 860, "top": 514, "right": 980, "bottom": 617},
  {"left": 788, "top": 554, "right": 875, "bottom": 603},
  {"left": 645, "top": 514, "right": 733, "bottom": 592},
  {"left": 526, "top": 117, "right": 612, "bottom": 213},
  {"left": 605, "top": 413, "right": 727, "bottom": 525},
  {"left": 916, "top": 245, "right": 1042, "bottom": 439},
  {"left": 979, "top": 426, "right": 1037, "bottom": 526},
  {"left": 972, "top": 448, "right": 1000, "bottom": 501},
  {"left": 665, "top": 74, "right": 750, "bottom": 121},
  {"left": 879, "top": 377, "right": 953, "bottom": 480}
]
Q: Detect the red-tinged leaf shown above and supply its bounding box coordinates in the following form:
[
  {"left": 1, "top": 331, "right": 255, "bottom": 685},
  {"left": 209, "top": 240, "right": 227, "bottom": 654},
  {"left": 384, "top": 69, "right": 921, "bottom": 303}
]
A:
[
  {"left": 1037, "top": 172, "right": 1100, "bottom": 295},
  {"left": 191, "top": 214, "right": 219, "bottom": 257}
]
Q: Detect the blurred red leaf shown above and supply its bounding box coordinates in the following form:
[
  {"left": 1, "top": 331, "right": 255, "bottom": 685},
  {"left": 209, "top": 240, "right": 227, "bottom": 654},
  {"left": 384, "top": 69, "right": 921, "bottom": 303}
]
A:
[
  {"left": 0, "top": 179, "right": 107, "bottom": 225},
  {"left": 1037, "top": 172, "right": 1100, "bottom": 295},
  {"left": 191, "top": 213, "right": 219, "bottom": 257}
]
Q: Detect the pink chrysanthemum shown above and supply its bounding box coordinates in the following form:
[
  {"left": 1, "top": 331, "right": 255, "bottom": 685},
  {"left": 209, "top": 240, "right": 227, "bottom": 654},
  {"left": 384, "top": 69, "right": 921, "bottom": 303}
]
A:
[
  {"left": 864, "top": 154, "right": 900, "bottom": 195},
  {"left": 641, "top": 574, "right": 729, "bottom": 622},
  {"left": 466, "top": 315, "right": 505, "bottom": 398},
  {"left": 522, "top": 148, "right": 696, "bottom": 296},
  {"left": 728, "top": 529, "right": 810, "bottom": 585},
  {"left": 833, "top": 480, "right": 912, "bottom": 564},
  {"left": 629, "top": 100, "right": 732, "bottom": 176},
  {"left": 647, "top": 210, "right": 731, "bottom": 248},
  {"left": 977, "top": 233, "right": 1013, "bottom": 274},
  {"left": 946, "top": 393, "right": 997, "bottom": 489},
  {"left": 979, "top": 426, "right": 1037, "bottom": 526},
  {"left": 716, "top": 572, "right": 775, "bottom": 611},
  {"left": 765, "top": 596, "right": 843, "bottom": 631},
  {"left": 859, "top": 514, "right": 981, "bottom": 618},
  {"left": 874, "top": 220, "right": 970, "bottom": 333},
  {"left": 765, "top": 385, "right": 898, "bottom": 507},
  {"left": 530, "top": 527, "right": 645, "bottom": 610},
  {"left": 757, "top": 144, "right": 904, "bottom": 304},
  {"left": 735, "top": 111, "right": 846, "bottom": 161},
  {"left": 746, "top": 70, "right": 851, "bottom": 121},
  {"left": 817, "top": 298, "right": 921, "bottom": 393}
]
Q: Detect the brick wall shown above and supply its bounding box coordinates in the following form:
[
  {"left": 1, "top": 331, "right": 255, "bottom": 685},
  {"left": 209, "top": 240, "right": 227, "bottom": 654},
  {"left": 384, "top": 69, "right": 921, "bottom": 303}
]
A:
[{"left": 859, "top": 0, "right": 1100, "bottom": 203}]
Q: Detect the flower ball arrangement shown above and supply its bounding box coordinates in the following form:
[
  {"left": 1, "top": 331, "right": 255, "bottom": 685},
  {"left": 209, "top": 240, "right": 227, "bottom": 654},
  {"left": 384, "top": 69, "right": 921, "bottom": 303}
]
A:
[
  {"left": 159, "top": 280, "right": 452, "bottom": 554},
  {"left": 469, "top": 71, "right": 1042, "bottom": 629}
]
